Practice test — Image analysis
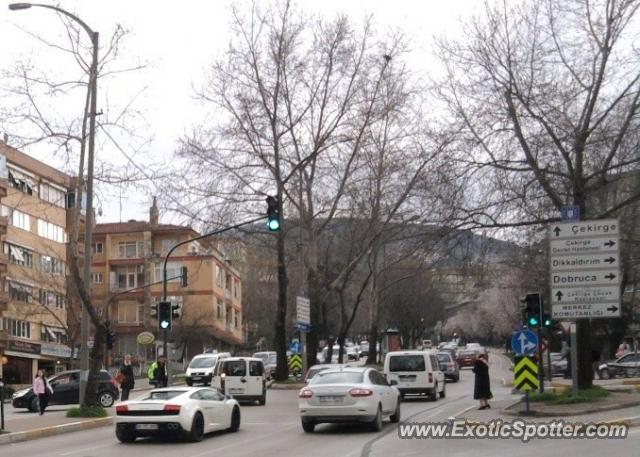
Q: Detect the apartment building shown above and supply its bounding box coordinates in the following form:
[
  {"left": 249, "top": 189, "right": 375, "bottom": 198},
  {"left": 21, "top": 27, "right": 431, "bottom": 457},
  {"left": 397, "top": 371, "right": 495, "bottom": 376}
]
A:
[
  {"left": 0, "top": 141, "right": 80, "bottom": 383},
  {"left": 92, "top": 199, "right": 244, "bottom": 369}
]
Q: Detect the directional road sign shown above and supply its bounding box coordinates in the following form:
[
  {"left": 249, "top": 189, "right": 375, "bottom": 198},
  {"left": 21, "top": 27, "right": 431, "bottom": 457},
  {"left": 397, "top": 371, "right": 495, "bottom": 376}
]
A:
[
  {"left": 549, "top": 219, "right": 621, "bottom": 319},
  {"left": 514, "top": 356, "right": 539, "bottom": 391},
  {"left": 289, "top": 354, "right": 302, "bottom": 373},
  {"left": 296, "top": 296, "right": 310, "bottom": 325},
  {"left": 511, "top": 330, "right": 538, "bottom": 356}
]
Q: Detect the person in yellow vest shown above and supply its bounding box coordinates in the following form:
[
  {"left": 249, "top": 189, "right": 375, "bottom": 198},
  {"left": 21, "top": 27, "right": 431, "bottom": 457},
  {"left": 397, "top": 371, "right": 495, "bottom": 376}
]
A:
[{"left": 147, "top": 355, "right": 168, "bottom": 388}]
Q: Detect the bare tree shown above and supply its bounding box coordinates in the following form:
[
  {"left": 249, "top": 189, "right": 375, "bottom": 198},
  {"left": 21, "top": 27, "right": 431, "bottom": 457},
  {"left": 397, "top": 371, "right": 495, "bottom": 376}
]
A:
[
  {"left": 1, "top": 14, "right": 150, "bottom": 406},
  {"left": 436, "top": 0, "right": 640, "bottom": 388}
]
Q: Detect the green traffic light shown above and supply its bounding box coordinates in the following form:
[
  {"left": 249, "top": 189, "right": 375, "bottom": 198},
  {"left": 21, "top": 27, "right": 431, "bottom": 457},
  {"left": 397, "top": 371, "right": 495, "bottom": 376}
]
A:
[
  {"left": 267, "top": 218, "right": 280, "bottom": 231},
  {"left": 160, "top": 320, "right": 170, "bottom": 329},
  {"left": 528, "top": 317, "right": 539, "bottom": 326}
]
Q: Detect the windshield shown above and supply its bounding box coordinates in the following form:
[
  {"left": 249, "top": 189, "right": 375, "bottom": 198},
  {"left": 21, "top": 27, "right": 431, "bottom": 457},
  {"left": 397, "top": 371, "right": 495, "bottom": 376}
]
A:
[
  {"left": 389, "top": 355, "right": 426, "bottom": 372},
  {"left": 437, "top": 354, "right": 451, "bottom": 363},
  {"left": 267, "top": 354, "right": 277, "bottom": 364},
  {"left": 311, "top": 371, "right": 363, "bottom": 385},
  {"left": 189, "top": 357, "right": 217, "bottom": 368},
  {"left": 143, "top": 390, "right": 186, "bottom": 400}
]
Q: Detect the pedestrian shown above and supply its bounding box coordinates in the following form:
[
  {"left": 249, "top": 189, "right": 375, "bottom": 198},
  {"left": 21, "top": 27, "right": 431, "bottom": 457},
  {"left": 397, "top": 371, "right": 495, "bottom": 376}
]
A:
[
  {"left": 118, "top": 354, "right": 135, "bottom": 401},
  {"left": 148, "top": 355, "right": 168, "bottom": 388},
  {"left": 472, "top": 353, "right": 492, "bottom": 410},
  {"left": 32, "top": 369, "right": 53, "bottom": 415}
]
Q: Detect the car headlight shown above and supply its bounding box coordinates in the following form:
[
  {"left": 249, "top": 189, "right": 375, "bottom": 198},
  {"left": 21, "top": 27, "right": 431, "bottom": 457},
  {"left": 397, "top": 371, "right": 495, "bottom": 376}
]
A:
[{"left": 12, "top": 389, "right": 30, "bottom": 399}]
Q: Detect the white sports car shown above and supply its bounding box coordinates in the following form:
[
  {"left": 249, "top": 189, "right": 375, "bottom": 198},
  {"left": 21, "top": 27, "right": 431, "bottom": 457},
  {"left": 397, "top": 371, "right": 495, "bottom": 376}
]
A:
[
  {"left": 298, "top": 367, "right": 401, "bottom": 433},
  {"left": 115, "top": 387, "right": 241, "bottom": 442}
]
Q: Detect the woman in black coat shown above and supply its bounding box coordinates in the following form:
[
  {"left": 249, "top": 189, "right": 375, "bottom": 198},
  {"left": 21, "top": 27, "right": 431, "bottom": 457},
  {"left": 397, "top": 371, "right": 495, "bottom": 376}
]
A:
[
  {"left": 119, "top": 354, "right": 135, "bottom": 401},
  {"left": 472, "top": 353, "right": 492, "bottom": 409}
]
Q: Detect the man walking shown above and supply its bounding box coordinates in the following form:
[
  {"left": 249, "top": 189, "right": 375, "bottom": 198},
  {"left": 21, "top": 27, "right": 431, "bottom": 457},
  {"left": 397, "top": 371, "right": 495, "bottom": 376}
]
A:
[{"left": 148, "top": 355, "right": 168, "bottom": 388}]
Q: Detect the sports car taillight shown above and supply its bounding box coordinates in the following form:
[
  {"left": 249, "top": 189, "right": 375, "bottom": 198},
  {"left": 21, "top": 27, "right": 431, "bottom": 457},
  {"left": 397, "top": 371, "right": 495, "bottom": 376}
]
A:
[
  {"left": 298, "top": 389, "right": 313, "bottom": 398},
  {"left": 348, "top": 388, "right": 373, "bottom": 397},
  {"left": 164, "top": 404, "right": 181, "bottom": 413},
  {"left": 115, "top": 404, "right": 129, "bottom": 414}
]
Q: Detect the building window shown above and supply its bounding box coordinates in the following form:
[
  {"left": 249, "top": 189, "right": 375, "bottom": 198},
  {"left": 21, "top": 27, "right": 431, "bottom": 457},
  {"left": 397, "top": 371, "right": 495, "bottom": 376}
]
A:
[
  {"left": 116, "top": 266, "right": 143, "bottom": 290},
  {"left": 91, "top": 272, "right": 104, "bottom": 284},
  {"left": 37, "top": 219, "right": 67, "bottom": 243},
  {"left": 216, "top": 298, "right": 224, "bottom": 320},
  {"left": 161, "top": 239, "right": 178, "bottom": 254},
  {"left": 41, "top": 325, "right": 67, "bottom": 343},
  {"left": 118, "top": 241, "right": 143, "bottom": 259},
  {"left": 117, "top": 302, "right": 142, "bottom": 324},
  {"left": 8, "top": 167, "right": 35, "bottom": 195},
  {"left": 39, "top": 182, "right": 66, "bottom": 207},
  {"left": 92, "top": 242, "right": 103, "bottom": 254},
  {"left": 154, "top": 262, "right": 182, "bottom": 283},
  {"left": 233, "top": 279, "right": 240, "bottom": 300},
  {"left": 2, "top": 318, "right": 31, "bottom": 339},
  {"left": 6, "top": 281, "right": 34, "bottom": 303},
  {"left": 234, "top": 313, "right": 239, "bottom": 329},
  {"left": 5, "top": 208, "right": 31, "bottom": 231},
  {"left": 40, "top": 255, "right": 65, "bottom": 275},
  {"left": 39, "top": 290, "right": 65, "bottom": 309},
  {"left": 215, "top": 265, "right": 224, "bottom": 288},
  {"left": 3, "top": 242, "right": 33, "bottom": 267}
]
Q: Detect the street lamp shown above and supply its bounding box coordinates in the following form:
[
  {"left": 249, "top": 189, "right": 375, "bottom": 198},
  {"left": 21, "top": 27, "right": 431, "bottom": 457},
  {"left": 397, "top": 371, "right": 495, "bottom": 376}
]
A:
[{"left": 9, "top": 2, "right": 99, "bottom": 405}]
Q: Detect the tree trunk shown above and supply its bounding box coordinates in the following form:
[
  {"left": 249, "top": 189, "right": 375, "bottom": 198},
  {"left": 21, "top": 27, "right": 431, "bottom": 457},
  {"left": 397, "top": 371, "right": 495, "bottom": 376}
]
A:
[{"left": 273, "top": 211, "right": 289, "bottom": 381}]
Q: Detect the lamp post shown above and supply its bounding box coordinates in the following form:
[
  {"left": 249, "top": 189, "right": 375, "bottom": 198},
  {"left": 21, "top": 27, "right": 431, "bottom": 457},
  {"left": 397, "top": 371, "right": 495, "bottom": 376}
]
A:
[{"left": 9, "top": 3, "right": 99, "bottom": 405}]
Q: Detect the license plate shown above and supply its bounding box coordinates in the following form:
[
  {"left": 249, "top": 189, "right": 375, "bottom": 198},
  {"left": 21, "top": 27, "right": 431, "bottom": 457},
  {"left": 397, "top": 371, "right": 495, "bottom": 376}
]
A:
[
  {"left": 192, "top": 377, "right": 201, "bottom": 381},
  {"left": 135, "top": 424, "right": 158, "bottom": 430},
  {"left": 229, "top": 388, "right": 244, "bottom": 394},
  {"left": 319, "top": 396, "right": 343, "bottom": 403}
]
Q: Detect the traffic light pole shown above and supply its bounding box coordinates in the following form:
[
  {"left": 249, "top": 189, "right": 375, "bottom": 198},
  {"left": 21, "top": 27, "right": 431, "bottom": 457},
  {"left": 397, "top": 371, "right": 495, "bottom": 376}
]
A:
[
  {"left": 161, "top": 215, "right": 268, "bottom": 385},
  {"left": 537, "top": 294, "right": 544, "bottom": 393}
]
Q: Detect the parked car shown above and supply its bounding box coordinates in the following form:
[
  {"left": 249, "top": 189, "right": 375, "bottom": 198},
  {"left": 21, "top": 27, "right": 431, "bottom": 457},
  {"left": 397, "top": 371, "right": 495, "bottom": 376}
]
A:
[
  {"left": 422, "top": 340, "right": 433, "bottom": 350},
  {"left": 185, "top": 352, "right": 231, "bottom": 386},
  {"left": 298, "top": 367, "right": 401, "bottom": 432},
  {"left": 383, "top": 351, "right": 445, "bottom": 400},
  {"left": 114, "top": 387, "right": 240, "bottom": 442},
  {"left": 253, "top": 351, "right": 277, "bottom": 379},
  {"left": 12, "top": 369, "right": 118, "bottom": 411},
  {"left": 212, "top": 357, "right": 267, "bottom": 405},
  {"left": 456, "top": 350, "right": 478, "bottom": 368},
  {"left": 345, "top": 344, "right": 360, "bottom": 362},
  {"left": 359, "top": 341, "right": 370, "bottom": 357},
  {"left": 598, "top": 352, "right": 640, "bottom": 379},
  {"left": 436, "top": 352, "right": 460, "bottom": 382},
  {"left": 542, "top": 352, "right": 568, "bottom": 377},
  {"left": 465, "top": 343, "right": 487, "bottom": 356}
]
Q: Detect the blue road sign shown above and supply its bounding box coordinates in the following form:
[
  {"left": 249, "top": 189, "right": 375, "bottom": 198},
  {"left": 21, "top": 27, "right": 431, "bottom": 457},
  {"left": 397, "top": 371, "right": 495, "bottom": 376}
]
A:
[
  {"left": 296, "top": 323, "right": 311, "bottom": 333},
  {"left": 289, "top": 340, "right": 302, "bottom": 354},
  {"left": 511, "top": 330, "right": 539, "bottom": 356},
  {"left": 560, "top": 206, "right": 581, "bottom": 221}
]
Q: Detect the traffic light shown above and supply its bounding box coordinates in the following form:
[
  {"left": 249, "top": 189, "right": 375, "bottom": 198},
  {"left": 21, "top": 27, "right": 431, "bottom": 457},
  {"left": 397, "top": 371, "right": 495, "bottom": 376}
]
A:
[
  {"left": 521, "top": 293, "right": 542, "bottom": 328},
  {"left": 172, "top": 302, "right": 182, "bottom": 319},
  {"left": 266, "top": 196, "right": 281, "bottom": 231},
  {"left": 158, "top": 301, "right": 172, "bottom": 331},
  {"left": 543, "top": 313, "right": 553, "bottom": 328},
  {"left": 106, "top": 331, "right": 115, "bottom": 350},
  {"left": 180, "top": 266, "right": 188, "bottom": 287}
]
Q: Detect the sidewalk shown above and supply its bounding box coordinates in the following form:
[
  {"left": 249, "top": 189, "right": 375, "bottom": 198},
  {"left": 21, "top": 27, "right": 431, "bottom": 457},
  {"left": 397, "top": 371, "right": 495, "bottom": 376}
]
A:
[
  {"left": 0, "top": 378, "right": 183, "bottom": 444},
  {"left": 456, "top": 394, "right": 640, "bottom": 427}
]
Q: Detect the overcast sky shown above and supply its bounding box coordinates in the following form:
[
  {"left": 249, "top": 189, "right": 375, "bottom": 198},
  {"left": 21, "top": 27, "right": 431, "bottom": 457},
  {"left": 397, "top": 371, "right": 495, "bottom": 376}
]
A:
[{"left": 0, "top": 0, "right": 480, "bottom": 225}]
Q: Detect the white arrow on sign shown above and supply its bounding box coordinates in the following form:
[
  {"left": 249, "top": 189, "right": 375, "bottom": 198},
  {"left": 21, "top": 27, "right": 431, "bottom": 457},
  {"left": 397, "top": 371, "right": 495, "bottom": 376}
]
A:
[{"left": 518, "top": 333, "right": 537, "bottom": 353}]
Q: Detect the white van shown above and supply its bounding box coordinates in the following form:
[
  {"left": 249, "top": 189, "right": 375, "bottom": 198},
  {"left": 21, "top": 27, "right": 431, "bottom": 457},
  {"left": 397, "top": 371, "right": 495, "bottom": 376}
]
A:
[
  {"left": 213, "top": 357, "right": 267, "bottom": 405},
  {"left": 383, "top": 350, "right": 445, "bottom": 400},
  {"left": 185, "top": 352, "right": 231, "bottom": 386}
]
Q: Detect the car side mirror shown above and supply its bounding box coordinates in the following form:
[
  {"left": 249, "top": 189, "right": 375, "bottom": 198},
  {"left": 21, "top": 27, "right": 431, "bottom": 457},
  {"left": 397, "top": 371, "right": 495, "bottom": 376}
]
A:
[{"left": 389, "top": 379, "right": 398, "bottom": 386}]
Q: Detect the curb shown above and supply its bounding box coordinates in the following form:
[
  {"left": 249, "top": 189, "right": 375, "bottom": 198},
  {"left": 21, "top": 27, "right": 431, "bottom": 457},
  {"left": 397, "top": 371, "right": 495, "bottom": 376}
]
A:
[
  {"left": 501, "top": 400, "right": 640, "bottom": 418},
  {"left": 269, "top": 383, "right": 305, "bottom": 390},
  {"left": 0, "top": 416, "right": 113, "bottom": 446}
]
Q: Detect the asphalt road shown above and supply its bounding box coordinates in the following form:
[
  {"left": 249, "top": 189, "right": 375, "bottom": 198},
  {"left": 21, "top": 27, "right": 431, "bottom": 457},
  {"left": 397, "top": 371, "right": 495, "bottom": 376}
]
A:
[{"left": 2, "top": 354, "right": 638, "bottom": 457}]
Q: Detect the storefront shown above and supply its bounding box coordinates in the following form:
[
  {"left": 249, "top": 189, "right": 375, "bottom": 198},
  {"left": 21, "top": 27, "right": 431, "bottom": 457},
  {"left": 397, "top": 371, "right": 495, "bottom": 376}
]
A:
[
  {"left": 2, "top": 340, "right": 73, "bottom": 385},
  {"left": 2, "top": 339, "right": 41, "bottom": 384}
]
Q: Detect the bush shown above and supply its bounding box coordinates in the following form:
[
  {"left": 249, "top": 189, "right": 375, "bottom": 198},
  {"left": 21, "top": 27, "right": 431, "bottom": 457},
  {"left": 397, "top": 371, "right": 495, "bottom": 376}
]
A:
[
  {"left": 528, "top": 386, "right": 609, "bottom": 405},
  {"left": 66, "top": 405, "right": 108, "bottom": 418}
]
